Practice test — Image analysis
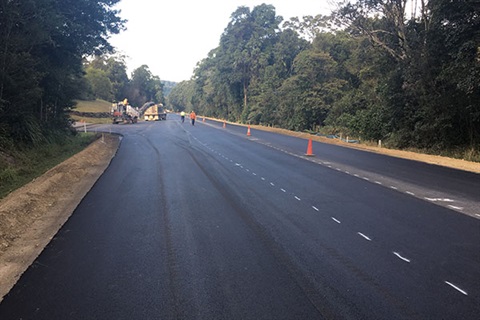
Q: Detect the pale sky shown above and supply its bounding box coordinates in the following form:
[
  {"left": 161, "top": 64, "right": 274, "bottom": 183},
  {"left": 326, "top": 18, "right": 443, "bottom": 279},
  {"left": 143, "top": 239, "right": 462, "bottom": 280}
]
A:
[{"left": 109, "top": 1, "right": 334, "bottom": 83}]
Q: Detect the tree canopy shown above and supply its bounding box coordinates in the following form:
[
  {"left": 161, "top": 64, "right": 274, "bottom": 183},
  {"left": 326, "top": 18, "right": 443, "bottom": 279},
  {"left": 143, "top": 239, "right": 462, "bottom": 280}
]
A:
[
  {"left": 169, "top": 1, "right": 479, "bottom": 157},
  {"left": 0, "top": 0, "right": 124, "bottom": 145}
]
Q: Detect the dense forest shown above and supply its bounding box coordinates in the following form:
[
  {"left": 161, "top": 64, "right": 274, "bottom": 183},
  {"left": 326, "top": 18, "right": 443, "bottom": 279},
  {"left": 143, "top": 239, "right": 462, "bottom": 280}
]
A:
[{"left": 169, "top": 1, "right": 479, "bottom": 157}]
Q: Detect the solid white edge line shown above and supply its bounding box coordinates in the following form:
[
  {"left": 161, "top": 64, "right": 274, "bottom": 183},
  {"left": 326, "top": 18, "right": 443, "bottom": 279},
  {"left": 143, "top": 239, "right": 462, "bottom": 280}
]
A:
[
  {"left": 393, "top": 252, "right": 411, "bottom": 263},
  {"left": 445, "top": 281, "right": 468, "bottom": 296},
  {"left": 448, "top": 205, "right": 464, "bottom": 210},
  {"left": 357, "top": 232, "right": 372, "bottom": 241}
]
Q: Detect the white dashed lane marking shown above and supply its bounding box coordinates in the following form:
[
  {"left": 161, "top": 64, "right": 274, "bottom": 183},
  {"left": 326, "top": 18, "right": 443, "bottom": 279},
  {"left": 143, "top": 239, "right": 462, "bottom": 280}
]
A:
[
  {"left": 445, "top": 281, "right": 468, "bottom": 296},
  {"left": 200, "top": 137, "right": 473, "bottom": 301},
  {"left": 393, "top": 252, "right": 411, "bottom": 263},
  {"left": 331, "top": 217, "right": 341, "bottom": 224},
  {"left": 357, "top": 232, "right": 372, "bottom": 241}
]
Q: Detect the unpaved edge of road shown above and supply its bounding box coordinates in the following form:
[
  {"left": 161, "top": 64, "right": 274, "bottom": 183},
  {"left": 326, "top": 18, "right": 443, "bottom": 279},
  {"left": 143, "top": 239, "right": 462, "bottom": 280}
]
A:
[{"left": 0, "top": 134, "right": 120, "bottom": 302}]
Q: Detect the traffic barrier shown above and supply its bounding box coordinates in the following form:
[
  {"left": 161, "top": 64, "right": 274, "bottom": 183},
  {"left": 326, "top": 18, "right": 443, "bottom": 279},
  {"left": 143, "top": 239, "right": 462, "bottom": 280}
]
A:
[{"left": 305, "top": 138, "right": 314, "bottom": 156}]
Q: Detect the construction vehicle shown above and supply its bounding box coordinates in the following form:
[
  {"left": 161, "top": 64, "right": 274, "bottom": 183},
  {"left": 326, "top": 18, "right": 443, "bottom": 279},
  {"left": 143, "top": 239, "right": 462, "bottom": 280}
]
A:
[
  {"left": 111, "top": 99, "right": 139, "bottom": 124},
  {"left": 143, "top": 103, "right": 167, "bottom": 121}
]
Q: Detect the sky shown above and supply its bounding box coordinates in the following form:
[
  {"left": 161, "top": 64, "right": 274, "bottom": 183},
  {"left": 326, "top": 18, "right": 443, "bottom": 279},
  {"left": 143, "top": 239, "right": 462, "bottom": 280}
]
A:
[{"left": 109, "top": 1, "right": 335, "bottom": 83}]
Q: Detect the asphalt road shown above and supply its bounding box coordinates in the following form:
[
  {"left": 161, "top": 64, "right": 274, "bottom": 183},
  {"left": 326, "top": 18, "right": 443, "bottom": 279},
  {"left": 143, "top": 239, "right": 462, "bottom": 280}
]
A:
[{"left": 1, "top": 115, "right": 479, "bottom": 319}]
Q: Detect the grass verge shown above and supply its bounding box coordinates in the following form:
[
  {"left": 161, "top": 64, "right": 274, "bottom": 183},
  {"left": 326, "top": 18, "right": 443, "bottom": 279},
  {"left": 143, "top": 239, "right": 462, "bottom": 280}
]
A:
[{"left": 0, "top": 133, "right": 98, "bottom": 199}]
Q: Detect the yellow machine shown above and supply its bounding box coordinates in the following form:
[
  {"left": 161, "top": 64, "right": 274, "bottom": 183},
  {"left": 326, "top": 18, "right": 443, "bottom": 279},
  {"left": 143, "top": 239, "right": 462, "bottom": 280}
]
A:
[{"left": 144, "top": 104, "right": 167, "bottom": 121}]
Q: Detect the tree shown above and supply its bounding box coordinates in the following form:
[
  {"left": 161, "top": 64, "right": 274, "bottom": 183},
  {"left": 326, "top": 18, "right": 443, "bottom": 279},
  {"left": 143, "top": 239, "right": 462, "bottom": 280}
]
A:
[
  {"left": 85, "top": 67, "right": 113, "bottom": 101},
  {"left": 127, "top": 65, "right": 164, "bottom": 107},
  {"left": 0, "top": 0, "right": 125, "bottom": 145}
]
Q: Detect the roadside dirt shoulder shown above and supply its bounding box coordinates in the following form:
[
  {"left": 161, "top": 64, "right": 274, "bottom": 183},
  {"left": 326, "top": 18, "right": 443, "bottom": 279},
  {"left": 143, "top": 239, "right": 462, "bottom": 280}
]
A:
[{"left": 0, "top": 134, "right": 120, "bottom": 301}]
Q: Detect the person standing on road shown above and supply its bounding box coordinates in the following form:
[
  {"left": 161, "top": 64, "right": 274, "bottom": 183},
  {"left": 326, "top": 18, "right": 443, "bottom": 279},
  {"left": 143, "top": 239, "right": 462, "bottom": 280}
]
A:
[
  {"left": 190, "top": 111, "right": 196, "bottom": 126},
  {"left": 180, "top": 111, "right": 185, "bottom": 123}
]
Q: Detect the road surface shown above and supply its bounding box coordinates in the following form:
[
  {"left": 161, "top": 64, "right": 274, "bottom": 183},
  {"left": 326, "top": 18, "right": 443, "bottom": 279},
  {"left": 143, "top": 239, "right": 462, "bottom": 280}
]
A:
[{"left": 1, "top": 115, "right": 479, "bottom": 319}]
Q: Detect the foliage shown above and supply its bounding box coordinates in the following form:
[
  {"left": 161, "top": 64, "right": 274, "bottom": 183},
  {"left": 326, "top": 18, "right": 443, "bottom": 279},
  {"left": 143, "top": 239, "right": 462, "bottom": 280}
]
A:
[
  {"left": 0, "top": 133, "right": 98, "bottom": 199},
  {"left": 0, "top": 0, "right": 125, "bottom": 147},
  {"left": 179, "top": 2, "right": 479, "bottom": 155}
]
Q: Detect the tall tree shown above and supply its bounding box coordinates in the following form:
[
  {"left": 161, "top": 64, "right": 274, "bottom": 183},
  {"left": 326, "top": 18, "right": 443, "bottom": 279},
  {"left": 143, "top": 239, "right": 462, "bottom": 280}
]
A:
[{"left": 0, "top": 0, "right": 124, "bottom": 145}]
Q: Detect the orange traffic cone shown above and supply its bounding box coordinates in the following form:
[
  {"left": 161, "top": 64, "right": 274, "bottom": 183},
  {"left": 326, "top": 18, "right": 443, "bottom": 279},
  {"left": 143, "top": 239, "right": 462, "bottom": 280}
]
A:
[
  {"left": 305, "top": 138, "right": 314, "bottom": 156},
  {"left": 223, "top": 121, "right": 226, "bottom": 128},
  {"left": 203, "top": 117, "right": 206, "bottom": 122},
  {"left": 247, "top": 125, "right": 251, "bottom": 136}
]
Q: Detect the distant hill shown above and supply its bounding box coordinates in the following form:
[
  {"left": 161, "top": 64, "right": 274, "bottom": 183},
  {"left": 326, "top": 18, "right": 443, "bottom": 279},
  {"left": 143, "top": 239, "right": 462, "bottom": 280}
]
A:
[{"left": 162, "top": 81, "right": 177, "bottom": 97}]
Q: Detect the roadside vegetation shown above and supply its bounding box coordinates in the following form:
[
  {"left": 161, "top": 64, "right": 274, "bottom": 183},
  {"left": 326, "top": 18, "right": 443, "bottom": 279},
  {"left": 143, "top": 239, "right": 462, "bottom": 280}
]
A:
[
  {"left": 0, "top": 133, "right": 98, "bottom": 199},
  {"left": 168, "top": 2, "right": 480, "bottom": 162}
]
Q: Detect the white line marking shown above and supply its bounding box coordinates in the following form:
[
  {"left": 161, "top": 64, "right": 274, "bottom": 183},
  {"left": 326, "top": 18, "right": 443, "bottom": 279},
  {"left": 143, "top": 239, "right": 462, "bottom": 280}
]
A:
[
  {"left": 245, "top": 169, "right": 249, "bottom": 172},
  {"left": 252, "top": 172, "right": 257, "bottom": 176},
  {"left": 354, "top": 174, "right": 360, "bottom": 177},
  {"left": 280, "top": 188, "right": 286, "bottom": 193},
  {"left": 475, "top": 214, "right": 480, "bottom": 218},
  {"left": 445, "top": 281, "right": 468, "bottom": 296},
  {"left": 357, "top": 232, "right": 372, "bottom": 241},
  {"left": 424, "top": 197, "right": 455, "bottom": 202},
  {"left": 363, "top": 177, "right": 370, "bottom": 181},
  {"left": 390, "top": 186, "right": 398, "bottom": 190},
  {"left": 261, "top": 177, "right": 265, "bottom": 181},
  {"left": 448, "top": 205, "right": 464, "bottom": 210},
  {"left": 345, "top": 171, "right": 350, "bottom": 174},
  {"left": 331, "top": 217, "right": 341, "bottom": 224},
  {"left": 406, "top": 191, "right": 415, "bottom": 195},
  {"left": 336, "top": 168, "right": 342, "bottom": 171},
  {"left": 393, "top": 252, "right": 411, "bottom": 263},
  {"left": 270, "top": 182, "right": 275, "bottom": 186},
  {"left": 312, "top": 206, "right": 319, "bottom": 211},
  {"left": 375, "top": 181, "right": 382, "bottom": 185},
  {"left": 294, "top": 196, "right": 301, "bottom": 201}
]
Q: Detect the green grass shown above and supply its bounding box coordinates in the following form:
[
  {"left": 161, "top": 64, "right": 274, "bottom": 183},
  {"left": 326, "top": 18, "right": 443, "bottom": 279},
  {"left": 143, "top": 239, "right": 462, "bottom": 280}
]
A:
[
  {"left": 73, "top": 99, "right": 112, "bottom": 113},
  {"left": 71, "top": 99, "right": 113, "bottom": 124},
  {"left": 0, "top": 133, "right": 98, "bottom": 199}
]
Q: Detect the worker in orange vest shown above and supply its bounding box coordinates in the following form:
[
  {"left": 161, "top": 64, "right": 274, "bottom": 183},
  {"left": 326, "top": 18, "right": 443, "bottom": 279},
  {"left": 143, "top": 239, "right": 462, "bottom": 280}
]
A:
[{"left": 190, "top": 111, "right": 196, "bottom": 126}]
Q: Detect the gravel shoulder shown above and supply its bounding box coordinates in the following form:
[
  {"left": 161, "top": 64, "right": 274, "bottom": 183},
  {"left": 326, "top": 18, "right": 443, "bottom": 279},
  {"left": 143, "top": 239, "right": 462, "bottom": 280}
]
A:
[{"left": 0, "top": 134, "right": 120, "bottom": 301}]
